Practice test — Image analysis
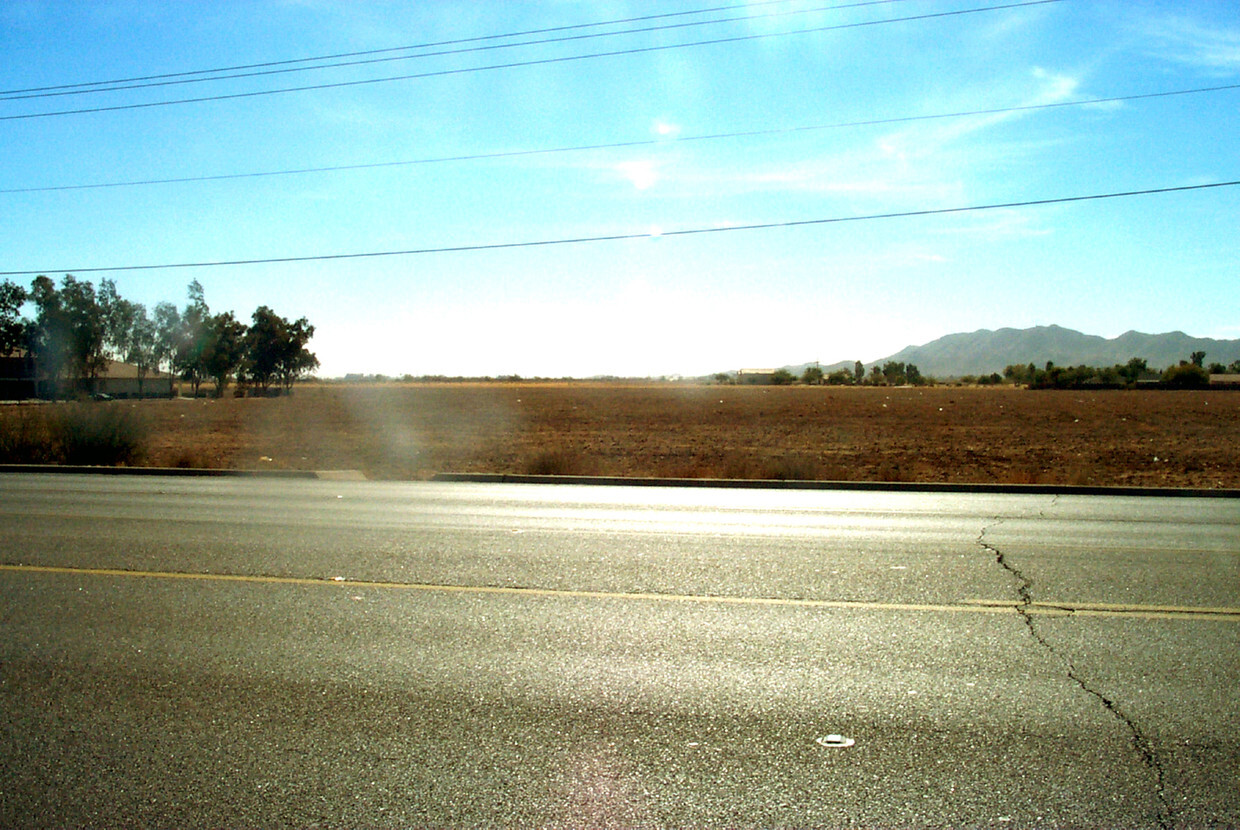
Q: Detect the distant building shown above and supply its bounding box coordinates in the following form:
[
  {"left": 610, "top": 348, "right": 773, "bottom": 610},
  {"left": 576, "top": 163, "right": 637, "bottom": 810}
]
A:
[
  {"left": 0, "top": 354, "right": 36, "bottom": 400},
  {"left": 737, "top": 369, "right": 778, "bottom": 385},
  {"left": 0, "top": 352, "right": 173, "bottom": 399}
]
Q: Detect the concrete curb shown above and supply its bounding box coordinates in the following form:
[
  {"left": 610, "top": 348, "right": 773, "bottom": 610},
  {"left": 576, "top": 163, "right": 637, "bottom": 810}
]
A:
[
  {"left": 0, "top": 464, "right": 364, "bottom": 480},
  {"left": 431, "top": 472, "right": 1240, "bottom": 499},
  {"left": 3, "top": 465, "right": 1234, "bottom": 497}
]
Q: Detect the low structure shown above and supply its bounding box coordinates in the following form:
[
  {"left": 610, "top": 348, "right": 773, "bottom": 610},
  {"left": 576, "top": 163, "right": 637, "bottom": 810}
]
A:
[
  {"left": 0, "top": 355, "right": 36, "bottom": 400},
  {"left": 737, "top": 369, "right": 778, "bottom": 385},
  {"left": 0, "top": 354, "right": 174, "bottom": 399}
]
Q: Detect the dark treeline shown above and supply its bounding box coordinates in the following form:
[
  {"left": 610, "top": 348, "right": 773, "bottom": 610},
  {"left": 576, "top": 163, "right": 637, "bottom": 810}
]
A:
[
  {"left": 1004, "top": 353, "right": 1237, "bottom": 389},
  {"left": 0, "top": 276, "right": 317, "bottom": 399}
]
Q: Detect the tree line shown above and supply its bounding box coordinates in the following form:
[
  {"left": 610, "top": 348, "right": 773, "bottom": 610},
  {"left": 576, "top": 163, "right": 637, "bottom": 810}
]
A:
[
  {"left": 0, "top": 276, "right": 317, "bottom": 398},
  {"left": 717, "top": 361, "right": 927, "bottom": 386},
  {"left": 712, "top": 353, "right": 1237, "bottom": 389},
  {"left": 1003, "top": 353, "right": 1238, "bottom": 389}
]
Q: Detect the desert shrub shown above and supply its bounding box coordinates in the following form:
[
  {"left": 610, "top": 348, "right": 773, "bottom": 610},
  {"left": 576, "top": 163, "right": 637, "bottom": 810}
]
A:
[{"left": 0, "top": 403, "right": 147, "bottom": 466}]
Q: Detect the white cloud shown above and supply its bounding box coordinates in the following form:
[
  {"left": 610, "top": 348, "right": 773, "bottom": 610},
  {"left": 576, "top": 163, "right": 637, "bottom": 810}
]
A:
[{"left": 1142, "top": 15, "right": 1240, "bottom": 74}]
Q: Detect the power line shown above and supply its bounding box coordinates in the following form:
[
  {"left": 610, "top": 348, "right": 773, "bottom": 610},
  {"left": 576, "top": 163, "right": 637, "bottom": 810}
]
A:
[
  {"left": 5, "top": 81, "right": 1234, "bottom": 195},
  {"left": 3, "top": 180, "right": 1233, "bottom": 277},
  {"left": 0, "top": 0, "right": 916, "bottom": 102},
  {"left": 0, "top": 0, "right": 809, "bottom": 96},
  {"left": 0, "top": 0, "right": 1062, "bottom": 122}
]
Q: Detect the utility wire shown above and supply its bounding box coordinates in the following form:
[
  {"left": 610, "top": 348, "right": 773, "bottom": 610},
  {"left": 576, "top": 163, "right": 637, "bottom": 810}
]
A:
[
  {"left": 0, "top": 0, "right": 810, "bottom": 96},
  {"left": 3, "top": 180, "right": 1233, "bottom": 277},
  {"left": 4, "top": 81, "right": 1233, "bottom": 195},
  {"left": 0, "top": 0, "right": 918, "bottom": 101},
  {"left": 0, "top": 1, "right": 1062, "bottom": 122}
]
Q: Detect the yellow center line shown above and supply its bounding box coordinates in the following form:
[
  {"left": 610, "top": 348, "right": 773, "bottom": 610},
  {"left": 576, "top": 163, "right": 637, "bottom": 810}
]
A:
[{"left": 2, "top": 564, "right": 1237, "bottom": 621}]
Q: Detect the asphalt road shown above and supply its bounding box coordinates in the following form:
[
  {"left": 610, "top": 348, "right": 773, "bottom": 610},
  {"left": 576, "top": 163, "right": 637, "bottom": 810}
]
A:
[{"left": 0, "top": 473, "right": 1236, "bottom": 828}]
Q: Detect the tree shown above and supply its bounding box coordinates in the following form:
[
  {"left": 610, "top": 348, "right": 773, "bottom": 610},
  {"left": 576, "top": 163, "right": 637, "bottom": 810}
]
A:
[
  {"left": 201, "top": 312, "right": 247, "bottom": 397},
  {"left": 826, "top": 369, "right": 853, "bottom": 385},
  {"left": 98, "top": 278, "right": 138, "bottom": 363},
  {"left": 771, "top": 368, "right": 796, "bottom": 385},
  {"left": 27, "top": 275, "right": 107, "bottom": 397},
  {"left": 244, "top": 305, "right": 319, "bottom": 393},
  {"left": 173, "top": 281, "right": 211, "bottom": 396},
  {"left": 153, "top": 301, "right": 181, "bottom": 395},
  {"left": 126, "top": 305, "right": 159, "bottom": 395},
  {"left": 27, "top": 276, "right": 68, "bottom": 397},
  {"left": 0, "top": 280, "right": 26, "bottom": 356},
  {"left": 244, "top": 305, "right": 284, "bottom": 393},
  {"left": 880, "top": 361, "right": 907, "bottom": 386},
  {"left": 1190, "top": 350, "right": 1206, "bottom": 368},
  {"left": 1121, "top": 357, "right": 1148, "bottom": 386},
  {"left": 274, "top": 315, "right": 318, "bottom": 392},
  {"left": 854, "top": 361, "right": 865, "bottom": 384},
  {"left": 801, "top": 365, "right": 824, "bottom": 385},
  {"left": 1163, "top": 363, "right": 1209, "bottom": 388}
]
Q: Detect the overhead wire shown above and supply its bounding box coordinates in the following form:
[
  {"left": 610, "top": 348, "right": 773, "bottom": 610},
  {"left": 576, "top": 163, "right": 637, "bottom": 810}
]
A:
[
  {"left": 0, "top": 0, "right": 921, "bottom": 102},
  {"left": 3, "top": 180, "right": 1235, "bottom": 277},
  {"left": 0, "top": 0, "right": 811, "bottom": 96},
  {"left": 0, "top": 0, "right": 1062, "bottom": 121},
  {"left": 4, "top": 81, "right": 1235, "bottom": 195}
]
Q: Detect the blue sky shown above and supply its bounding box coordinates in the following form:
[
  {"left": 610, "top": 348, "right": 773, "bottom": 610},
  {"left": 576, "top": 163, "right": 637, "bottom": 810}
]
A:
[{"left": 2, "top": 0, "right": 1237, "bottom": 377}]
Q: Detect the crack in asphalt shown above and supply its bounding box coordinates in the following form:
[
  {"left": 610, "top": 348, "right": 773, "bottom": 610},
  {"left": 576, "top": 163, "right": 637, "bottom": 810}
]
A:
[{"left": 978, "top": 518, "right": 1172, "bottom": 830}]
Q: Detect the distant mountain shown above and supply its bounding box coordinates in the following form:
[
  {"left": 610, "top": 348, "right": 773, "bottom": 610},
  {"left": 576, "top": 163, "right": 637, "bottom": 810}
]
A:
[{"left": 865, "top": 325, "right": 1240, "bottom": 378}]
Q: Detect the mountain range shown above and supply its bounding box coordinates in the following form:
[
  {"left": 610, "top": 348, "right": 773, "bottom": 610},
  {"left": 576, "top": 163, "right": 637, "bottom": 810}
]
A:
[{"left": 798, "top": 326, "right": 1240, "bottom": 379}]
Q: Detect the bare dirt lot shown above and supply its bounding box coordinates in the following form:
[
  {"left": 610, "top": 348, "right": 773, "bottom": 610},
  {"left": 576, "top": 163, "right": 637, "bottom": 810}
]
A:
[{"left": 96, "top": 382, "right": 1240, "bottom": 488}]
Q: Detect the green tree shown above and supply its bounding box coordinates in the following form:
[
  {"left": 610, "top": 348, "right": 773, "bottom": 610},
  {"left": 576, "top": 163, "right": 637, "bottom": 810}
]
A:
[
  {"left": 881, "top": 361, "right": 907, "bottom": 386},
  {"left": 0, "top": 280, "right": 26, "bottom": 356},
  {"left": 1190, "top": 350, "right": 1206, "bottom": 368},
  {"left": 242, "top": 306, "right": 317, "bottom": 394},
  {"left": 771, "top": 368, "right": 796, "bottom": 385},
  {"left": 1120, "top": 357, "right": 1148, "bottom": 385},
  {"left": 1163, "top": 363, "right": 1209, "bottom": 388},
  {"left": 244, "top": 306, "right": 285, "bottom": 393},
  {"left": 126, "top": 305, "right": 159, "bottom": 395},
  {"left": 276, "top": 315, "right": 319, "bottom": 392},
  {"left": 28, "top": 275, "right": 107, "bottom": 397},
  {"left": 174, "top": 281, "right": 211, "bottom": 396},
  {"left": 853, "top": 361, "right": 864, "bottom": 384},
  {"left": 98, "top": 278, "right": 138, "bottom": 363},
  {"left": 152, "top": 301, "right": 181, "bottom": 395},
  {"left": 801, "top": 365, "right": 824, "bottom": 385},
  {"left": 201, "top": 311, "right": 248, "bottom": 398}
]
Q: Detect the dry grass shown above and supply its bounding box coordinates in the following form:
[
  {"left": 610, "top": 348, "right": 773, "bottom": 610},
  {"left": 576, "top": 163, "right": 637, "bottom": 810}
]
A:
[
  {"left": 0, "top": 402, "right": 147, "bottom": 466},
  {"left": 4, "top": 382, "right": 1239, "bottom": 488}
]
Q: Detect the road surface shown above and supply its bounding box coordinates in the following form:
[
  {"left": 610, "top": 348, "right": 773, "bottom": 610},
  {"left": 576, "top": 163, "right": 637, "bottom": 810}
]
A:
[{"left": 1, "top": 473, "right": 1237, "bottom": 827}]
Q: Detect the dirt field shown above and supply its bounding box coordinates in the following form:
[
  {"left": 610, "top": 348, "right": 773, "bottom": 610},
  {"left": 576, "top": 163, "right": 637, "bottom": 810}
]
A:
[{"left": 74, "top": 382, "right": 1238, "bottom": 488}]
